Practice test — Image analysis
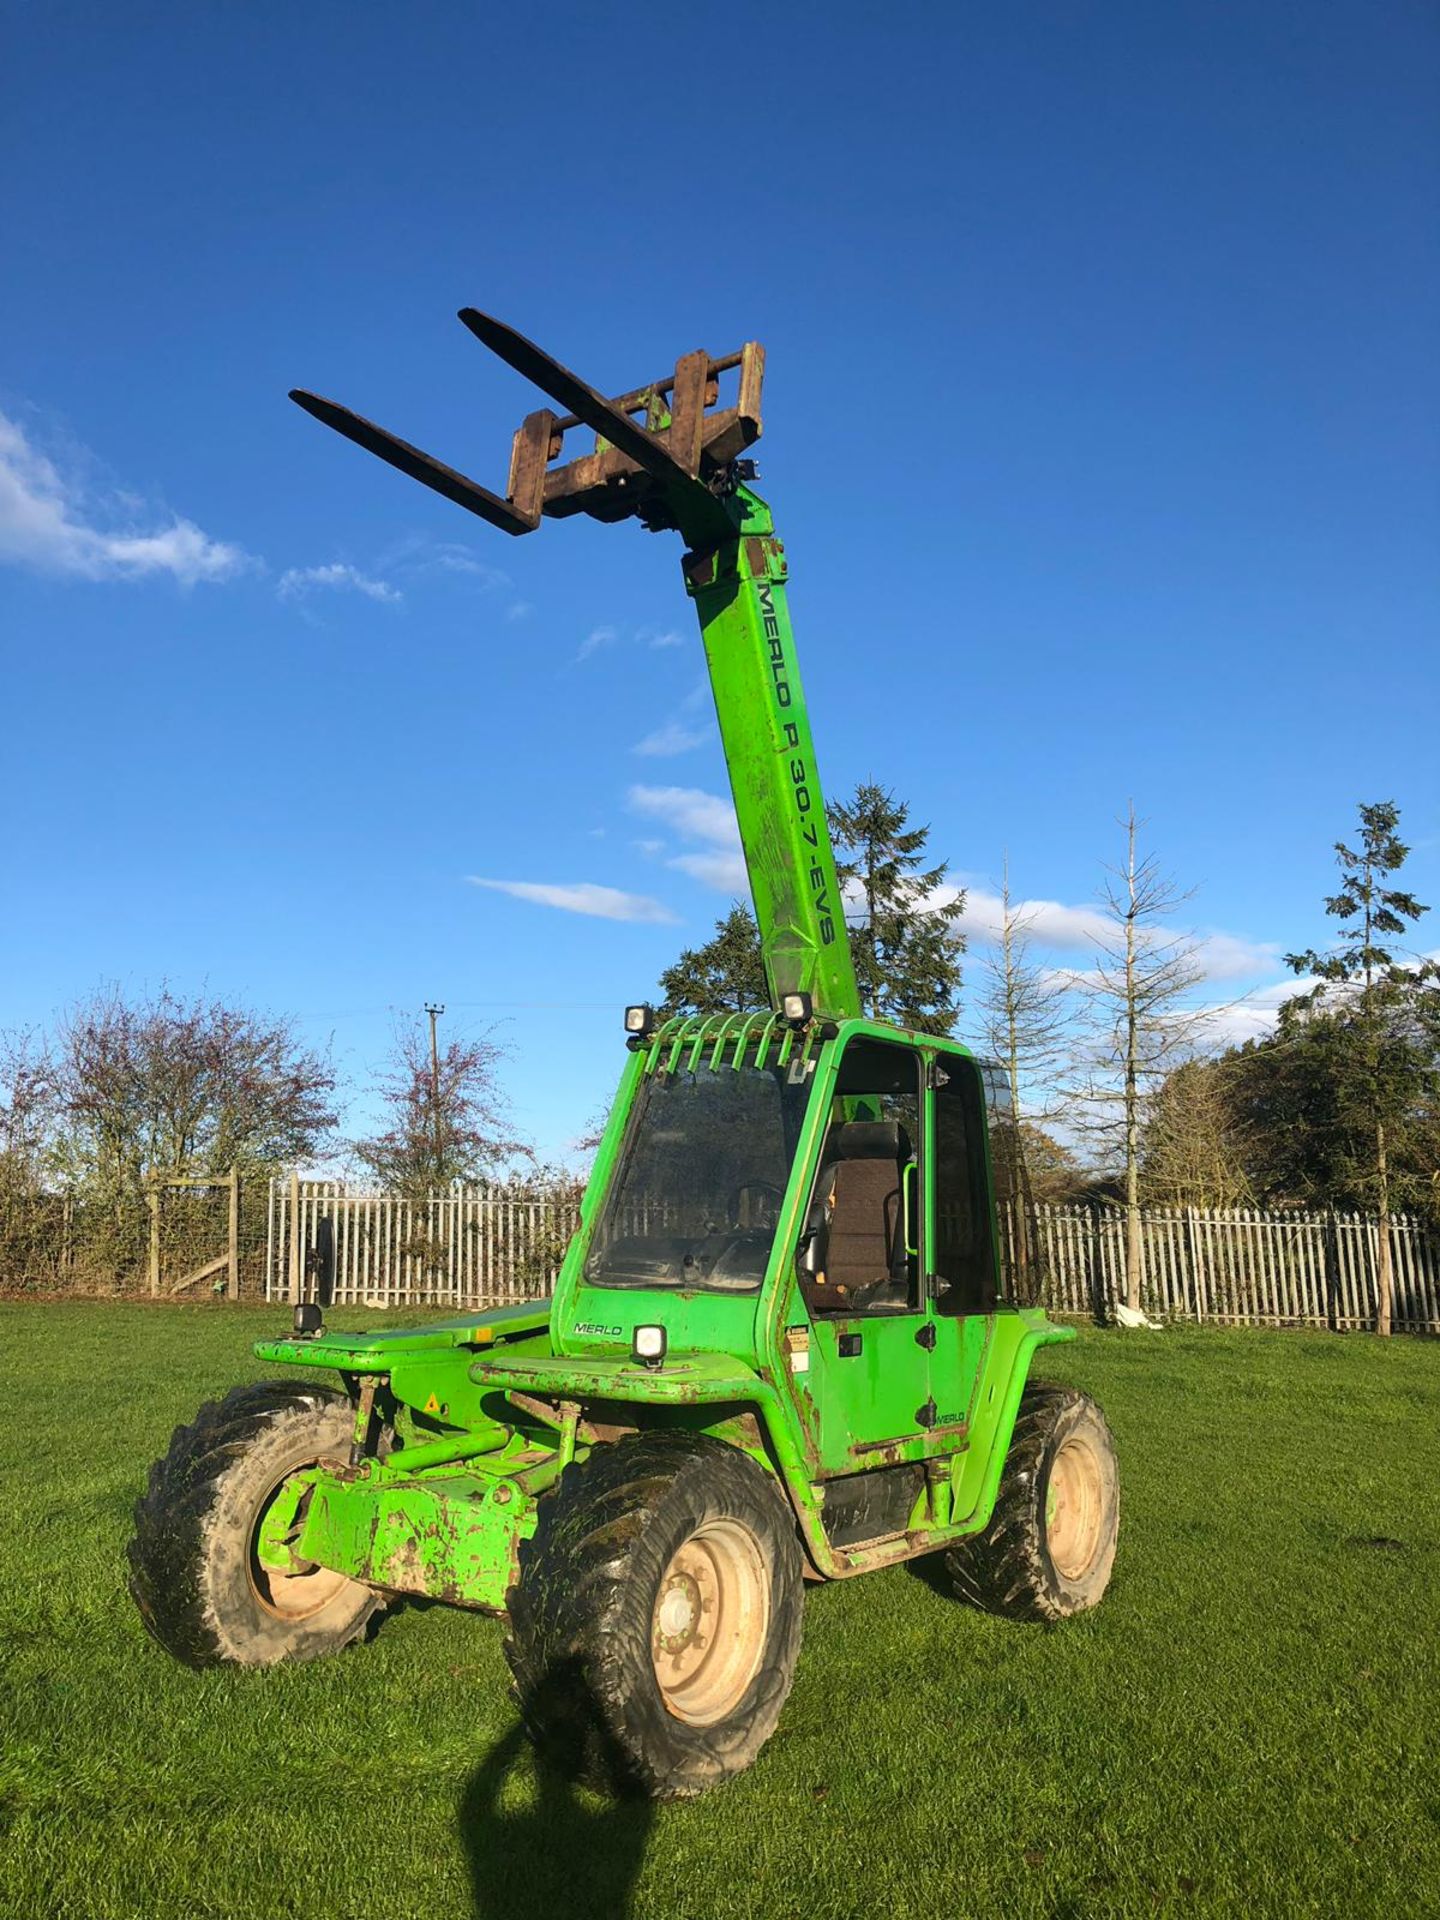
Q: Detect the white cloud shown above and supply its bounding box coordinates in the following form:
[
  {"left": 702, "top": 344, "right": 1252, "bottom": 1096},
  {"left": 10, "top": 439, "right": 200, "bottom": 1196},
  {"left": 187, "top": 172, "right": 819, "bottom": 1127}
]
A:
[
  {"left": 0, "top": 408, "right": 249, "bottom": 586},
  {"left": 628, "top": 785, "right": 741, "bottom": 852},
  {"left": 1193, "top": 930, "right": 1282, "bottom": 983},
  {"left": 960, "top": 885, "right": 1278, "bottom": 985},
  {"left": 468, "top": 877, "right": 677, "bottom": 924},
  {"left": 627, "top": 786, "right": 747, "bottom": 896},
  {"left": 670, "top": 849, "right": 749, "bottom": 891},
  {"left": 417, "top": 543, "right": 510, "bottom": 587},
  {"left": 647, "top": 628, "right": 686, "bottom": 649},
  {"left": 1187, "top": 976, "right": 1306, "bottom": 1048},
  {"left": 960, "top": 887, "right": 1115, "bottom": 952},
  {"left": 505, "top": 600, "right": 534, "bottom": 622},
  {"left": 277, "top": 562, "right": 401, "bottom": 604},
  {"left": 577, "top": 624, "right": 617, "bottom": 662},
  {"left": 632, "top": 719, "right": 712, "bottom": 758}
]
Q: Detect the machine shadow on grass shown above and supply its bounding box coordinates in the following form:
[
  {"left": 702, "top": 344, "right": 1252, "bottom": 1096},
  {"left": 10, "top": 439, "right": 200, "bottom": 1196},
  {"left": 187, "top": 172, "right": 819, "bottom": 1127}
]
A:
[{"left": 459, "top": 1724, "right": 655, "bottom": 1920}]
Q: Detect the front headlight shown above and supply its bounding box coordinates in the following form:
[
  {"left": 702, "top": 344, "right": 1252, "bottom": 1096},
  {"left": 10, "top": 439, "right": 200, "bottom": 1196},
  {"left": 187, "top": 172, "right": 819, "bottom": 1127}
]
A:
[{"left": 632, "top": 1324, "right": 667, "bottom": 1369}]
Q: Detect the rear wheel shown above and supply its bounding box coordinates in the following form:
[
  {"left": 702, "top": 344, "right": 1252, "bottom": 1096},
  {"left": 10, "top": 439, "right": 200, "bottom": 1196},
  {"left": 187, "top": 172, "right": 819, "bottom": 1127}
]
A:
[
  {"left": 944, "top": 1386, "right": 1119, "bottom": 1622},
  {"left": 128, "top": 1383, "right": 381, "bottom": 1668},
  {"left": 506, "top": 1431, "right": 804, "bottom": 1798}
]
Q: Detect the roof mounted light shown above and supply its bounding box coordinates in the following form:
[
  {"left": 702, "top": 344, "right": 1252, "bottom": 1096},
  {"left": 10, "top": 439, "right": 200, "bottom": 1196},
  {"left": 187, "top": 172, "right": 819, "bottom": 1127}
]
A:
[
  {"left": 780, "top": 991, "right": 813, "bottom": 1028},
  {"left": 624, "top": 1003, "right": 656, "bottom": 1040}
]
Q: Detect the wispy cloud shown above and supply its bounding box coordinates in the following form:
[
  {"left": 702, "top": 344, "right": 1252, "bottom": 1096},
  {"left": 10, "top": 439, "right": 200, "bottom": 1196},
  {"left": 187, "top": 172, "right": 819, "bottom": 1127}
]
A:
[
  {"left": 632, "top": 719, "right": 713, "bottom": 758},
  {"left": 376, "top": 536, "right": 530, "bottom": 617},
  {"left": 670, "top": 850, "right": 749, "bottom": 889},
  {"left": 277, "top": 562, "right": 401, "bottom": 604},
  {"left": 577, "top": 625, "right": 618, "bottom": 663},
  {"left": 415, "top": 543, "right": 510, "bottom": 587},
  {"left": 629, "top": 784, "right": 739, "bottom": 849},
  {"left": 628, "top": 785, "right": 747, "bottom": 892},
  {"left": 575, "top": 622, "right": 689, "bottom": 664},
  {"left": 0, "top": 408, "right": 249, "bottom": 586},
  {"left": 468, "top": 877, "right": 677, "bottom": 924}
]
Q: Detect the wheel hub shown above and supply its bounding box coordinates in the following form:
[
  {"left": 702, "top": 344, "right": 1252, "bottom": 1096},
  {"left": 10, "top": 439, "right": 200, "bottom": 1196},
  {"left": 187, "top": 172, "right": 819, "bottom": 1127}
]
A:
[
  {"left": 650, "top": 1518, "right": 770, "bottom": 1727},
  {"left": 655, "top": 1569, "right": 704, "bottom": 1654},
  {"left": 1046, "top": 1434, "right": 1105, "bottom": 1579}
]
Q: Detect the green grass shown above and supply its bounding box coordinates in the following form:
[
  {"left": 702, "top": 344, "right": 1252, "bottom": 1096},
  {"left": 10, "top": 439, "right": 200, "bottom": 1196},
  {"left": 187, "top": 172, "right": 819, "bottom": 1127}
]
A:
[{"left": 2, "top": 1304, "right": 1439, "bottom": 1920}]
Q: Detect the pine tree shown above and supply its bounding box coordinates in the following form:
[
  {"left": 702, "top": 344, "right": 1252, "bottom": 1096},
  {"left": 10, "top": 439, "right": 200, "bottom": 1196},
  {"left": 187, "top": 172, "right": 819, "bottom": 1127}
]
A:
[
  {"left": 1283, "top": 800, "right": 1437, "bottom": 1336},
  {"left": 828, "top": 782, "right": 965, "bottom": 1035},
  {"left": 657, "top": 903, "right": 767, "bottom": 1018},
  {"left": 657, "top": 782, "right": 965, "bottom": 1032}
]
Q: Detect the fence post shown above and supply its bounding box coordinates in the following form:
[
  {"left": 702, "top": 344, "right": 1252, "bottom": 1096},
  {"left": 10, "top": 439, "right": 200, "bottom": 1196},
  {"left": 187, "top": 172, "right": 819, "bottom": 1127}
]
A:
[
  {"left": 227, "top": 1166, "right": 240, "bottom": 1300},
  {"left": 288, "top": 1169, "right": 301, "bottom": 1305},
  {"left": 1087, "top": 1203, "right": 1106, "bottom": 1325},
  {"left": 147, "top": 1183, "right": 160, "bottom": 1295}
]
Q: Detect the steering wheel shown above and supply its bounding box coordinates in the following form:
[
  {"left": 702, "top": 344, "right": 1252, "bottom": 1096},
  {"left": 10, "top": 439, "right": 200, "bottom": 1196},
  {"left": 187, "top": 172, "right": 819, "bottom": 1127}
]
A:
[{"left": 728, "top": 1179, "right": 785, "bottom": 1226}]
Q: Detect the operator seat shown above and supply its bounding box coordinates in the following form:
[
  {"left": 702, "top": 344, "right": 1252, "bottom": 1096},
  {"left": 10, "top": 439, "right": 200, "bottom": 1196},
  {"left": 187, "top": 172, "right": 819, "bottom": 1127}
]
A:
[{"left": 801, "top": 1121, "right": 913, "bottom": 1314}]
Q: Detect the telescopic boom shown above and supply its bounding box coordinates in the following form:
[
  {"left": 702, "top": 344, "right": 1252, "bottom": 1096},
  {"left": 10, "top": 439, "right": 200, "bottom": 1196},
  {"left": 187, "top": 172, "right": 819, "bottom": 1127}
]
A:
[{"left": 291, "top": 311, "right": 860, "bottom": 1021}]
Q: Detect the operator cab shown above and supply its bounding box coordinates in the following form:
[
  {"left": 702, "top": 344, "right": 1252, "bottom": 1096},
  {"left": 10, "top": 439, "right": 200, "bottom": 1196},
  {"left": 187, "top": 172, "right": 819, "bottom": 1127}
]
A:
[{"left": 797, "top": 1033, "right": 1000, "bottom": 1321}]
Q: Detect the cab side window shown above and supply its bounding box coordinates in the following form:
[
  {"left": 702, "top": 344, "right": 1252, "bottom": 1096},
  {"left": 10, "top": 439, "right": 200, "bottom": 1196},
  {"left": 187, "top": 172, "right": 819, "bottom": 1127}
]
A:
[
  {"left": 931, "top": 1061, "right": 998, "bottom": 1315},
  {"left": 798, "top": 1039, "right": 921, "bottom": 1317}
]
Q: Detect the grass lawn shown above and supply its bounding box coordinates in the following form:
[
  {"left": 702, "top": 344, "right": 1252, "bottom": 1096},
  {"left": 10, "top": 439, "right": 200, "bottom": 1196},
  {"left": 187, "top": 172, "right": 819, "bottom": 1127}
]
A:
[{"left": 1, "top": 1302, "right": 1438, "bottom": 1919}]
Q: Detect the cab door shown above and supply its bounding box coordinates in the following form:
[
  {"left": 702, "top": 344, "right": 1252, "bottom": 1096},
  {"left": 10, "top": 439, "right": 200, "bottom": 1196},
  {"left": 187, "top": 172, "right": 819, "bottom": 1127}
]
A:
[
  {"left": 791, "top": 1034, "right": 936, "bottom": 1472},
  {"left": 925, "top": 1053, "right": 1001, "bottom": 1433}
]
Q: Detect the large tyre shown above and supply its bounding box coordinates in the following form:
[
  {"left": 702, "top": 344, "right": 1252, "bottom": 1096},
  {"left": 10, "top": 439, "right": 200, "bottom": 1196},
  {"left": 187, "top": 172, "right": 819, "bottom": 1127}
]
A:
[
  {"left": 945, "top": 1385, "right": 1119, "bottom": 1623},
  {"left": 128, "top": 1381, "right": 381, "bottom": 1669},
  {"left": 506, "top": 1431, "right": 804, "bottom": 1799}
]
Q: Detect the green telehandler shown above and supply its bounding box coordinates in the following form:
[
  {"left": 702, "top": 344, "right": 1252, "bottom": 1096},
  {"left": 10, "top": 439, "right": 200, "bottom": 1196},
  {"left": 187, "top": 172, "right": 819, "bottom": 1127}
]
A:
[{"left": 129, "top": 314, "right": 1120, "bottom": 1798}]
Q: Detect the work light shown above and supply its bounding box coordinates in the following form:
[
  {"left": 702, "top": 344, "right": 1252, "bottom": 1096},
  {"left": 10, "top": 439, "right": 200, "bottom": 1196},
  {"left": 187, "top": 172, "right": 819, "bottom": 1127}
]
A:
[
  {"left": 624, "top": 1003, "right": 656, "bottom": 1038},
  {"left": 632, "top": 1324, "right": 667, "bottom": 1369},
  {"left": 781, "top": 991, "right": 813, "bottom": 1027}
]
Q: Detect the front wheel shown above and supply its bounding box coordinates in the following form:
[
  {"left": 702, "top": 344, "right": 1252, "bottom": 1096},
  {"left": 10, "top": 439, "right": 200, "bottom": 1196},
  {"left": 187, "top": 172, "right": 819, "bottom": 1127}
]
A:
[
  {"left": 128, "top": 1382, "right": 381, "bottom": 1668},
  {"left": 945, "top": 1386, "right": 1119, "bottom": 1622},
  {"left": 505, "top": 1432, "right": 804, "bottom": 1798}
]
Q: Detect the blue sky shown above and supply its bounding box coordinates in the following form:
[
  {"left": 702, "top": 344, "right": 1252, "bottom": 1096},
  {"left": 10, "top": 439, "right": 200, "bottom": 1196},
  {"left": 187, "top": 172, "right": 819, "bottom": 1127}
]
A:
[{"left": 2, "top": 2, "right": 1437, "bottom": 1164}]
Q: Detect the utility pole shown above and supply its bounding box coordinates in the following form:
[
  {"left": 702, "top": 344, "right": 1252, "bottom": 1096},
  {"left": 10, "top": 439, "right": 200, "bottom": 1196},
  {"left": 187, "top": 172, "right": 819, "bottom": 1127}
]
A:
[{"left": 424, "top": 1003, "right": 445, "bottom": 1187}]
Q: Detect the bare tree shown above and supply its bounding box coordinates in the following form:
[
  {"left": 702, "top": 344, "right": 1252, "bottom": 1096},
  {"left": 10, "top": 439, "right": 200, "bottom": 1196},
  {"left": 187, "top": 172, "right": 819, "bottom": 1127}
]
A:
[
  {"left": 0, "top": 1030, "right": 56, "bottom": 1195},
  {"left": 351, "top": 1015, "right": 524, "bottom": 1194},
  {"left": 12, "top": 985, "right": 340, "bottom": 1280},
  {"left": 49, "top": 985, "right": 337, "bottom": 1193},
  {"left": 1068, "top": 807, "right": 1204, "bottom": 1313},
  {"left": 972, "top": 857, "right": 1074, "bottom": 1288}
]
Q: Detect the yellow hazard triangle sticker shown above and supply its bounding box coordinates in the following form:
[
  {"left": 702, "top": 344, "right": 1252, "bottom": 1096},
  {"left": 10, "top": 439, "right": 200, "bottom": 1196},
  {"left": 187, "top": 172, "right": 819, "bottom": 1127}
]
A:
[{"left": 423, "top": 1393, "right": 441, "bottom": 1414}]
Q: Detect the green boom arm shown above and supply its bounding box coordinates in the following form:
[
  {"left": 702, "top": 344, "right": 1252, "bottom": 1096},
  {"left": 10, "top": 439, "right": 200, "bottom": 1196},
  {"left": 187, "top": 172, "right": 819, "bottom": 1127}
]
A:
[
  {"left": 290, "top": 312, "right": 860, "bottom": 1020},
  {"left": 683, "top": 495, "right": 858, "bottom": 1018}
]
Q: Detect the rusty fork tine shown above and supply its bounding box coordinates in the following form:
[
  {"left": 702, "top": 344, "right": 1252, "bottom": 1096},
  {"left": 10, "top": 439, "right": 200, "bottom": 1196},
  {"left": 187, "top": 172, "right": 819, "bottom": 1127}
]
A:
[{"left": 289, "top": 390, "right": 538, "bottom": 536}]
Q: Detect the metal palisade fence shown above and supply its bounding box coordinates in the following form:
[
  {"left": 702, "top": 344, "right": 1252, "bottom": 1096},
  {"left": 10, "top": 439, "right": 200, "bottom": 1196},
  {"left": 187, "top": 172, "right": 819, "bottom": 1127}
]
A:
[
  {"left": 267, "top": 1179, "right": 1440, "bottom": 1332},
  {"left": 1017, "top": 1203, "right": 1440, "bottom": 1332}
]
